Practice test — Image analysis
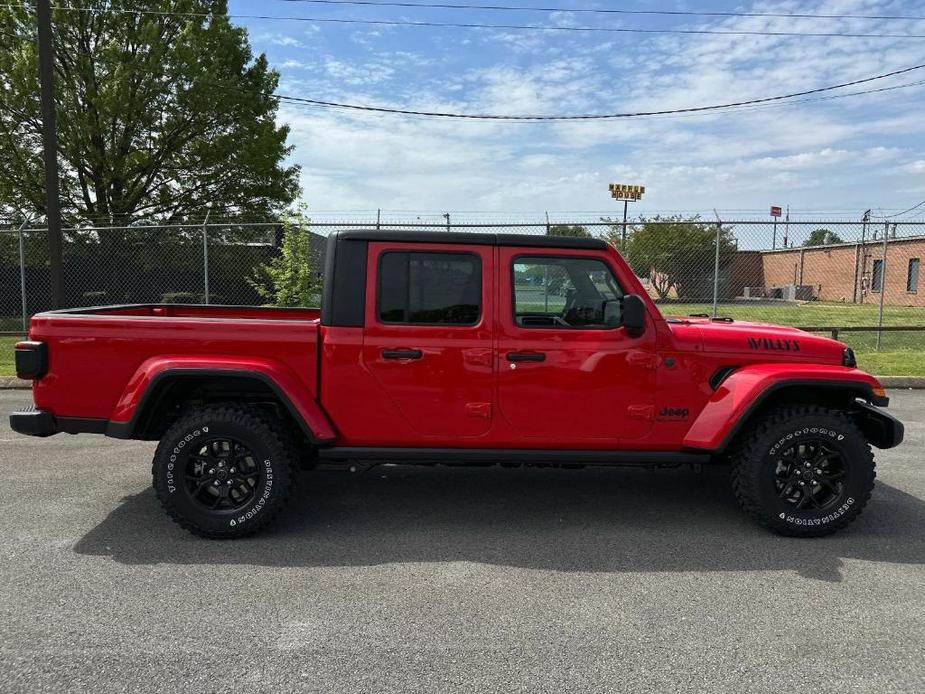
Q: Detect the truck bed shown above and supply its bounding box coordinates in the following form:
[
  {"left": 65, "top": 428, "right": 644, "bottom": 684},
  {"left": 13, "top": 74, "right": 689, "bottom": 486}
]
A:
[{"left": 27, "top": 304, "right": 321, "bottom": 422}]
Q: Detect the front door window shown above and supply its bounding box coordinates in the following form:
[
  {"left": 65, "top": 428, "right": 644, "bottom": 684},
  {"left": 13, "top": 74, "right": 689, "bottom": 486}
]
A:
[{"left": 513, "top": 256, "right": 623, "bottom": 329}]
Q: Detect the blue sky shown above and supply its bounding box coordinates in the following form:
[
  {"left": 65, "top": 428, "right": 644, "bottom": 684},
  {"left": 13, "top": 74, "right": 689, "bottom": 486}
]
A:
[{"left": 230, "top": 0, "right": 925, "bottom": 218}]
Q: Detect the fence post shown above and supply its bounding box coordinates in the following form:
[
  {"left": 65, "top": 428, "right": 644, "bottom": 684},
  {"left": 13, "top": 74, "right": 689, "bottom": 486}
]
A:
[
  {"left": 711, "top": 218, "right": 721, "bottom": 318},
  {"left": 17, "top": 218, "right": 31, "bottom": 333},
  {"left": 202, "top": 208, "right": 211, "bottom": 305},
  {"left": 876, "top": 222, "right": 890, "bottom": 351}
]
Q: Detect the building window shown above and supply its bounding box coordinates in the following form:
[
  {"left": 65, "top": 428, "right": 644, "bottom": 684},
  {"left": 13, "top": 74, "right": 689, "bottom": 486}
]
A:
[
  {"left": 909, "top": 258, "right": 920, "bottom": 293},
  {"left": 378, "top": 251, "right": 481, "bottom": 325},
  {"left": 871, "top": 259, "right": 883, "bottom": 292}
]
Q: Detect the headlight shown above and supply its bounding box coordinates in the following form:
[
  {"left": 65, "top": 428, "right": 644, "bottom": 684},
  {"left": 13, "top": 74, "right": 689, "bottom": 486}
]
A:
[{"left": 843, "top": 347, "right": 857, "bottom": 367}]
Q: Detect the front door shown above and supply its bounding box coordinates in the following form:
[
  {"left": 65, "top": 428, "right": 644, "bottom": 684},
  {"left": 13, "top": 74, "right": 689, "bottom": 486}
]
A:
[
  {"left": 361, "top": 241, "right": 494, "bottom": 439},
  {"left": 496, "top": 247, "right": 656, "bottom": 444}
]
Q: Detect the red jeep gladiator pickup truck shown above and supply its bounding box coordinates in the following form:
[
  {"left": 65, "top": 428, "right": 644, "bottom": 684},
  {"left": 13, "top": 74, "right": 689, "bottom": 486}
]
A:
[{"left": 10, "top": 231, "right": 903, "bottom": 538}]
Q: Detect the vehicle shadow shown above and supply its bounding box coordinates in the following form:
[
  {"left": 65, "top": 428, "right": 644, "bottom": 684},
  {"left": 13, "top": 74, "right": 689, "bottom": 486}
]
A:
[{"left": 74, "top": 466, "right": 925, "bottom": 581}]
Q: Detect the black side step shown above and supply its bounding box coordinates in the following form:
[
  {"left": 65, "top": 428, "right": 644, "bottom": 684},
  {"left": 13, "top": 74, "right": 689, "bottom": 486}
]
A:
[{"left": 316, "top": 447, "right": 711, "bottom": 466}]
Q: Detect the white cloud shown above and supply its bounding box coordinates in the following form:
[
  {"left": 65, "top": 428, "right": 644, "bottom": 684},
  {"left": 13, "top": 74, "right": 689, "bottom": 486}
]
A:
[
  {"left": 279, "top": 59, "right": 309, "bottom": 70},
  {"left": 322, "top": 56, "right": 396, "bottom": 85},
  {"left": 255, "top": 32, "right": 305, "bottom": 48},
  {"left": 261, "top": 0, "right": 924, "bottom": 213}
]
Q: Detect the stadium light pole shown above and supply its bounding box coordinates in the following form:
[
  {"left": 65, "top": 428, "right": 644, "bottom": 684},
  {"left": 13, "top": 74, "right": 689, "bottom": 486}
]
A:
[{"left": 609, "top": 183, "right": 645, "bottom": 250}]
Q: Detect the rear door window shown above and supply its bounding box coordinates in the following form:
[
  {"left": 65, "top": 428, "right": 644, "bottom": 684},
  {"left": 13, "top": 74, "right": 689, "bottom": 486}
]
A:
[{"left": 378, "top": 251, "right": 482, "bottom": 325}]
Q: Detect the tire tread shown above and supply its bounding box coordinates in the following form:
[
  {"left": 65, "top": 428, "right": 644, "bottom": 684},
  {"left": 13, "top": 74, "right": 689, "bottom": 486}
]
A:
[
  {"left": 152, "top": 403, "right": 296, "bottom": 539},
  {"left": 730, "top": 404, "right": 875, "bottom": 537}
]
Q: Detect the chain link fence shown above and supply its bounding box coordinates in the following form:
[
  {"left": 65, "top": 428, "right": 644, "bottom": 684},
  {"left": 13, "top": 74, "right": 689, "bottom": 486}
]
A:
[{"left": 2, "top": 217, "right": 923, "bottom": 353}]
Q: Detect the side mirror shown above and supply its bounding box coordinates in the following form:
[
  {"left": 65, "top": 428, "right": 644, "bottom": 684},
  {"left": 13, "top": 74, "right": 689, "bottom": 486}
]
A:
[{"left": 621, "top": 294, "right": 646, "bottom": 337}]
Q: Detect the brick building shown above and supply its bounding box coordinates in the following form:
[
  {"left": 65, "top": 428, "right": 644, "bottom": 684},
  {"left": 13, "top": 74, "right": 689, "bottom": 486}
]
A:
[{"left": 741, "top": 235, "right": 924, "bottom": 307}]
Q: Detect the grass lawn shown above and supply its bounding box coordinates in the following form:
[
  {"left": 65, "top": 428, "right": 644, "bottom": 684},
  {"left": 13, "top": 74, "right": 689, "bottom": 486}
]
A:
[
  {"left": 662, "top": 301, "right": 924, "bottom": 328},
  {"left": 1, "top": 336, "right": 20, "bottom": 378},
  {"left": 0, "top": 329, "right": 922, "bottom": 379},
  {"left": 662, "top": 301, "right": 925, "bottom": 354},
  {"left": 854, "top": 351, "right": 925, "bottom": 377}
]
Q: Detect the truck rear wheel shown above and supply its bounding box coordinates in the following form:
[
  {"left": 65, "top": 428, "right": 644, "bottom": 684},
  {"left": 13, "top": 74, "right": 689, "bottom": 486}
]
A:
[
  {"left": 730, "top": 405, "right": 875, "bottom": 537},
  {"left": 152, "top": 404, "right": 296, "bottom": 539}
]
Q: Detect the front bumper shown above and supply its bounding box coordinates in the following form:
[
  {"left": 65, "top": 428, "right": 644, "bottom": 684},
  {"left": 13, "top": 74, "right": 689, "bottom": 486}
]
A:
[
  {"left": 855, "top": 401, "right": 904, "bottom": 449},
  {"left": 9, "top": 408, "right": 107, "bottom": 438}
]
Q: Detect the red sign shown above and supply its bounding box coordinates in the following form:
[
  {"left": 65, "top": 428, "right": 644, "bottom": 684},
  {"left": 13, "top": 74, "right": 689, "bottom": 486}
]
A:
[{"left": 770, "top": 206, "right": 782, "bottom": 217}]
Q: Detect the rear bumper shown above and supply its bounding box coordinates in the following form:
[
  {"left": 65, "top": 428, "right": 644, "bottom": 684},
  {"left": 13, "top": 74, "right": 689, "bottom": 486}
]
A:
[
  {"left": 9, "top": 407, "right": 56, "bottom": 437},
  {"left": 9, "top": 408, "right": 107, "bottom": 438}
]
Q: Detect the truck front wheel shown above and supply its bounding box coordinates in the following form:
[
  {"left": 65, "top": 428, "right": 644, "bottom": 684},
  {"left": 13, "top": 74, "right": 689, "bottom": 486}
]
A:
[
  {"left": 730, "top": 405, "right": 875, "bottom": 537},
  {"left": 152, "top": 404, "right": 296, "bottom": 538}
]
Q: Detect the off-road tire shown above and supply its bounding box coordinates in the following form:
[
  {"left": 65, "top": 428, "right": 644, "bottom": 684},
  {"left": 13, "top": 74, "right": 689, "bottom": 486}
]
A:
[
  {"left": 730, "top": 405, "right": 875, "bottom": 537},
  {"left": 152, "top": 404, "right": 297, "bottom": 539}
]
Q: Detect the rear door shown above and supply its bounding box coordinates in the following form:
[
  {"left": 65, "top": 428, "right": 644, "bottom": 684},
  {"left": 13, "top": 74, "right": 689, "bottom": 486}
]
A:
[
  {"left": 496, "top": 247, "right": 657, "bottom": 444},
  {"left": 361, "top": 241, "right": 494, "bottom": 438}
]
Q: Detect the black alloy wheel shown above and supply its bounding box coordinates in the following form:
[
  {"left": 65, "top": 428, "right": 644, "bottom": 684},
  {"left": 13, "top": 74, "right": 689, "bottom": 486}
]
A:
[
  {"left": 773, "top": 439, "right": 847, "bottom": 512},
  {"left": 184, "top": 437, "right": 264, "bottom": 512}
]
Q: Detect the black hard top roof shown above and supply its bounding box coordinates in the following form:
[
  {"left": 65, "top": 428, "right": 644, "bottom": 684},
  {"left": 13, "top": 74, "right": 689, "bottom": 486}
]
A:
[{"left": 333, "top": 229, "right": 607, "bottom": 250}]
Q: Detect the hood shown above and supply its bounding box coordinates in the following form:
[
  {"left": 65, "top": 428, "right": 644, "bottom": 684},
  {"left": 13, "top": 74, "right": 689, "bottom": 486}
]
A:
[{"left": 666, "top": 316, "right": 846, "bottom": 364}]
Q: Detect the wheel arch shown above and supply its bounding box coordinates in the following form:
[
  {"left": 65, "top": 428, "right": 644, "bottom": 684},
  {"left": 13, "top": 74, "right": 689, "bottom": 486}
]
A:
[
  {"left": 683, "top": 367, "right": 891, "bottom": 453},
  {"left": 106, "top": 366, "right": 336, "bottom": 444}
]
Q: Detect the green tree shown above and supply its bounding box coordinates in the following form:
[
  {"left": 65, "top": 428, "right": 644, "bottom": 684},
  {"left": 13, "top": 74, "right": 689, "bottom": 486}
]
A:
[
  {"left": 802, "top": 228, "right": 844, "bottom": 247},
  {"left": 0, "top": 1, "right": 299, "bottom": 226},
  {"left": 248, "top": 208, "right": 321, "bottom": 307},
  {"left": 547, "top": 224, "right": 591, "bottom": 238},
  {"left": 625, "top": 215, "right": 737, "bottom": 300}
]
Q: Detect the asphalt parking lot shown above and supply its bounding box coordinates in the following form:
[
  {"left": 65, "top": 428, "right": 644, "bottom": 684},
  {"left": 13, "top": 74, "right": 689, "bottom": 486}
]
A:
[{"left": 1, "top": 389, "right": 923, "bottom": 693}]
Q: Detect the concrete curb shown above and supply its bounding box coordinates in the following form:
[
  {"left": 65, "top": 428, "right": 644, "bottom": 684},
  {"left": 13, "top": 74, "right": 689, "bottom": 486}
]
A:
[
  {"left": 0, "top": 378, "right": 31, "bottom": 390},
  {"left": 3, "top": 376, "right": 925, "bottom": 390},
  {"left": 878, "top": 377, "right": 925, "bottom": 389}
]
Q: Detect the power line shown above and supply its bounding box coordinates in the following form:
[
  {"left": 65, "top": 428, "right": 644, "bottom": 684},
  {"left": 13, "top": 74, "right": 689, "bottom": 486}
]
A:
[
  {"left": 273, "top": 0, "right": 925, "bottom": 23},
  {"left": 274, "top": 77, "right": 925, "bottom": 123},
  {"left": 879, "top": 200, "right": 925, "bottom": 219},
  {"left": 262, "top": 62, "right": 925, "bottom": 121},
  {"left": 595, "top": 77, "right": 925, "bottom": 124},
  {"left": 7, "top": 5, "right": 925, "bottom": 40}
]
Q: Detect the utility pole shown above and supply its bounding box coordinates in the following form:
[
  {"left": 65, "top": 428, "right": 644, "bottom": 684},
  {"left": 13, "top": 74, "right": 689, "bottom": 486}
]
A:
[{"left": 37, "top": 0, "right": 64, "bottom": 308}]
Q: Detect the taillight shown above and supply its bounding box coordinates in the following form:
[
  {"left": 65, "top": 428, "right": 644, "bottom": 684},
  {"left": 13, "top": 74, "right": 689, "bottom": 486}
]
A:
[{"left": 14, "top": 341, "right": 47, "bottom": 380}]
